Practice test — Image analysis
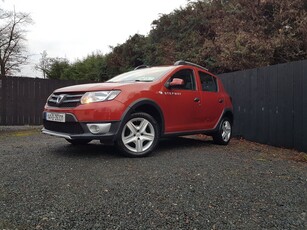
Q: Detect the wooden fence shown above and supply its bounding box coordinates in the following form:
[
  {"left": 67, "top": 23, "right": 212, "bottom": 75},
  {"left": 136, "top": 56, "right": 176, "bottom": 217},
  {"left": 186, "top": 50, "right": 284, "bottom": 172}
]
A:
[
  {"left": 219, "top": 60, "right": 307, "bottom": 152},
  {"left": 0, "top": 77, "right": 89, "bottom": 125}
]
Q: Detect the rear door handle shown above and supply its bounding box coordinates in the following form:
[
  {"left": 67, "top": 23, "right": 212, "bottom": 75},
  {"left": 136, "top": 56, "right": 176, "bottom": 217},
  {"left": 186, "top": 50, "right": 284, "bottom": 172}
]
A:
[
  {"left": 218, "top": 98, "right": 224, "bottom": 103},
  {"left": 194, "top": 97, "right": 200, "bottom": 102}
]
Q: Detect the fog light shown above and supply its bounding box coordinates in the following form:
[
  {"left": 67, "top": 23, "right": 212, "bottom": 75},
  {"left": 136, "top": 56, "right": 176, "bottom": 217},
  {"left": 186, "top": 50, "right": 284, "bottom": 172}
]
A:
[
  {"left": 87, "top": 123, "right": 111, "bottom": 134},
  {"left": 89, "top": 125, "right": 100, "bottom": 134}
]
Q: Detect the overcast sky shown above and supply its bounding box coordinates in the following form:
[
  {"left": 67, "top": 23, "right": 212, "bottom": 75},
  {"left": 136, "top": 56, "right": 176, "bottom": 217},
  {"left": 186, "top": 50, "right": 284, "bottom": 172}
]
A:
[{"left": 1, "top": 0, "right": 188, "bottom": 77}]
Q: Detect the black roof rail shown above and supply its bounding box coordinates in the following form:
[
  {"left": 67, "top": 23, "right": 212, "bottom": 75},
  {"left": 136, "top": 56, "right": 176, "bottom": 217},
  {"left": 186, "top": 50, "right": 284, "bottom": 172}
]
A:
[
  {"left": 134, "top": 65, "right": 150, "bottom": 70},
  {"left": 174, "top": 60, "right": 208, "bottom": 71}
]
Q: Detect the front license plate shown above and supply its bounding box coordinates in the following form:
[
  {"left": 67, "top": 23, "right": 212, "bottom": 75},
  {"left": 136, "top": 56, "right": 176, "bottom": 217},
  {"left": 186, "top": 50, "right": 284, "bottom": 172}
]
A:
[{"left": 46, "top": 112, "right": 65, "bottom": 123}]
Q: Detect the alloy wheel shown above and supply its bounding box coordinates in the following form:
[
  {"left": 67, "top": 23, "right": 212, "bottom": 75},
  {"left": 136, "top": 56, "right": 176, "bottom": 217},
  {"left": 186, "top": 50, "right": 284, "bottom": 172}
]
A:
[
  {"left": 121, "top": 117, "right": 155, "bottom": 153},
  {"left": 221, "top": 120, "right": 231, "bottom": 142}
]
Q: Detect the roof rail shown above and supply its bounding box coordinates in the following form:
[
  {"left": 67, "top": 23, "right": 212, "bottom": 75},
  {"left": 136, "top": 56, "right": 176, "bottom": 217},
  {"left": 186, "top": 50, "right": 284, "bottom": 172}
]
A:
[
  {"left": 134, "top": 65, "right": 150, "bottom": 70},
  {"left": 174, "top": 60, "right": 208, "bottom": 71}
]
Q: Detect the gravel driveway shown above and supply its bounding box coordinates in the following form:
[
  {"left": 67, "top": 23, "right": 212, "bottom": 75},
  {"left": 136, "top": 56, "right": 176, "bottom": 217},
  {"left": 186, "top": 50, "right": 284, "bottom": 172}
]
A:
[{"left": 0, "top": 127, "right": 306, "bottom": 229}]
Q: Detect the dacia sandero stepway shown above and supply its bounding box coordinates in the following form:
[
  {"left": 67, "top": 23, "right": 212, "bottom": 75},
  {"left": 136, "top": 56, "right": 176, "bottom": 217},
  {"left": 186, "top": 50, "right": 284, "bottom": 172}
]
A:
[{"left": 42, "top": 61, "right": 233, "bottom": 157}]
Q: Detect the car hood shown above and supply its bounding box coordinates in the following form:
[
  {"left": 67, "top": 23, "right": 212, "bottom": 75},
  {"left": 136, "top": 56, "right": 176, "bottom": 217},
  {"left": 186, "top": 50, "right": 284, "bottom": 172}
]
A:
[{"left": 54, "top": 82, "right": 151, "bottom": 93}]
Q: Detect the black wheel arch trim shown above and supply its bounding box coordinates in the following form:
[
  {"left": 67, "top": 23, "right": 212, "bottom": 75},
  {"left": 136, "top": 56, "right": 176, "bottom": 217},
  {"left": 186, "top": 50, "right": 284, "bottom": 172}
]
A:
[
  {"left": 173, "top": 108, "right": 233, "bottom": 136},
  {"left": 119, "top": 98, "right": 165, "bottom": 135},
  {"left": 222, "top": 108, "right": 234, "bottom": 124},
  {"left": 208, "top": 108, "right": 234, "bottom": 134}
]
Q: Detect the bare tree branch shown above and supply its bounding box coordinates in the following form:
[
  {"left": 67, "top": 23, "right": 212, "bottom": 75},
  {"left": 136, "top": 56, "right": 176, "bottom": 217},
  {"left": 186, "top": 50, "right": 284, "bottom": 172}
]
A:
[{"left": 0, "top": 8, "right": 32, "bottom": 76}]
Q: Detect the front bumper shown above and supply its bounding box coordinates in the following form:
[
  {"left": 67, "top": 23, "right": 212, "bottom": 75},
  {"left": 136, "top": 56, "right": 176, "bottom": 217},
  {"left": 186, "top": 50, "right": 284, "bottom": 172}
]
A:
[{"left": 42, "top": 112, "right": 121, "bottom": 142}]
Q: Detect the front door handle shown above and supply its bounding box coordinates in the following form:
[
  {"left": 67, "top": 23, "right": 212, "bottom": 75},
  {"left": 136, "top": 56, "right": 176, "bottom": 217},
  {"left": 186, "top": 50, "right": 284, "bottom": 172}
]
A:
[{"left": 194, "top": 97, "right": 200, "bottom": 102}]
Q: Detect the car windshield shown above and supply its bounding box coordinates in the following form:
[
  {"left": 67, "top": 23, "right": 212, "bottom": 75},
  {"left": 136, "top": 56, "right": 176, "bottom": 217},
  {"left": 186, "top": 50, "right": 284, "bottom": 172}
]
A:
[{"left": 107, "top": 66, "right": 176, "bottom": 83}]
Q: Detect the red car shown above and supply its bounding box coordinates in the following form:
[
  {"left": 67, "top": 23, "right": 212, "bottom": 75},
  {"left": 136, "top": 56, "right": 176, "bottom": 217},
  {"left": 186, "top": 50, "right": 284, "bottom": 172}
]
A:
[{"left": 42, "top": 61, "right": 233, "bottom": 157}]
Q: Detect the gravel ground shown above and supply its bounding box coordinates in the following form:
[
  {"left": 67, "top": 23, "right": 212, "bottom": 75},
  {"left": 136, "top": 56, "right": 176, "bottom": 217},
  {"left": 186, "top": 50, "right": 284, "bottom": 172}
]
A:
[{"left": 0, "top": 127, "right": 306, "bottom": 229}]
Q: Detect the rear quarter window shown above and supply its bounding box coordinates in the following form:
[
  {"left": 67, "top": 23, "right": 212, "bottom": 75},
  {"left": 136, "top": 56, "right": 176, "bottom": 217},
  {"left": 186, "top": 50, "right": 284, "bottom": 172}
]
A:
[{"left": 199, "top": 71, "right": 218, "bottom": 92}]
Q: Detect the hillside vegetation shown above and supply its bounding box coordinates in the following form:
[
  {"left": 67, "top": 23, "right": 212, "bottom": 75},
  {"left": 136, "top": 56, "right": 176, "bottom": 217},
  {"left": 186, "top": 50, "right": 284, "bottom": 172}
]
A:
[{"left": 45, "top": 0, "right": 307, "bottom": 81}]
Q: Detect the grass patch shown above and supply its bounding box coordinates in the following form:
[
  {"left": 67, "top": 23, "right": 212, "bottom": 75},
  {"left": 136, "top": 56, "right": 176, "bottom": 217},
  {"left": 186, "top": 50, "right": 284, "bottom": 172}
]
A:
[{"left": 0, "top": 127, "right": 41, "bottom": 138}]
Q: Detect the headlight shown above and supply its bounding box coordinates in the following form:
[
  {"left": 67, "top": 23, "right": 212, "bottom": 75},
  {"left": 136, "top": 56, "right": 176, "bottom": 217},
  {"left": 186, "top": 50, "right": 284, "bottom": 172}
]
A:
[{"left": 80, "top": 90, "right": 121, "bottom": 104}]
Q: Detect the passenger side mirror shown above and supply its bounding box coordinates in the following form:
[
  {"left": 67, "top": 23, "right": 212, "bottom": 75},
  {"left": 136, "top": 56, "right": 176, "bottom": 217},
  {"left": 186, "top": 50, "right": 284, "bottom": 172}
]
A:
[{"left": 165, "top": 78, "right": 185, "bottom": 89}]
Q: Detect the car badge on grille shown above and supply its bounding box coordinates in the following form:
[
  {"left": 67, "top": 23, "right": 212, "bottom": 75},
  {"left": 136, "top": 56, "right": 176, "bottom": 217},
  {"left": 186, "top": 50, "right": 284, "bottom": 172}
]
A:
[{"left": 56, "top": 94, "right": 66, "bottom": 105}]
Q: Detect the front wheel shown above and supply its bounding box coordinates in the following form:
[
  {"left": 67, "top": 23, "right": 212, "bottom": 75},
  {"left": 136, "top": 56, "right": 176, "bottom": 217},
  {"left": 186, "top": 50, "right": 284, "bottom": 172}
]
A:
[
  {"left": 116, "top": 113, "right": 159, "bottom": 157},
  {"left": 212, "top": 117, "right": 232, "bottom": 145}
]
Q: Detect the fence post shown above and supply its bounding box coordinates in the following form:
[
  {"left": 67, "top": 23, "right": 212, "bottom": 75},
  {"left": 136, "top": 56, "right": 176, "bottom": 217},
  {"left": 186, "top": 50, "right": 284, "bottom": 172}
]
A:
[
  {"left": 0, "top": 77, "right": 7, "bottom": 125},
  {"left": 0, "top": 77, "right": 3, "bottom": 125}
]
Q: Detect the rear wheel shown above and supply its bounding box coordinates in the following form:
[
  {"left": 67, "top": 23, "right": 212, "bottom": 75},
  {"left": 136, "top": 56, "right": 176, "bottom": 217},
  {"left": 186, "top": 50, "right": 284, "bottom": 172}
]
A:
[
  {"left": 212, "top": 117, "right": 232, "bottom": 145},
  {"left": 66, "top": 139, "right": 91, "bottom": 145},
  {"left": 116, "top": 112, "right": 159, "bottom": 157}
]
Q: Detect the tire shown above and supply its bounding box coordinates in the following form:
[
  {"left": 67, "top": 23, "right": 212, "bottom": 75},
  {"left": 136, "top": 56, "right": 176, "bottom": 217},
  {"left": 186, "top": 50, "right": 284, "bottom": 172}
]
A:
[
  {"left": 212, "top": 117, "right": 232, "bottom": 145},
  {"left": 66, "top": 139, "right": 92, "bottom": 145},
  {"left": 116, "top": 112, "right": 160, "bottom": 157}
]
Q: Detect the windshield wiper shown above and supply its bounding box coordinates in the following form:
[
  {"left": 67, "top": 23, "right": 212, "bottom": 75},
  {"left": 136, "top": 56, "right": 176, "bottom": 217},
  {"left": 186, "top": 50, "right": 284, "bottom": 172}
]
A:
[{"left": 134, "top": 79, "right": 152, "bottom": 82}]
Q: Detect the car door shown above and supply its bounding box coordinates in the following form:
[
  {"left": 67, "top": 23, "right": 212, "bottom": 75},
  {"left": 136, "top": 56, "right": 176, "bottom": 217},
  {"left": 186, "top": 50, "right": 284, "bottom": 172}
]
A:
[
  {"left": 162, "top": 68, "right": 202, "bottom": 133},
  {"left": 198, "top": 71, "right": 225, "bottom": 129}
]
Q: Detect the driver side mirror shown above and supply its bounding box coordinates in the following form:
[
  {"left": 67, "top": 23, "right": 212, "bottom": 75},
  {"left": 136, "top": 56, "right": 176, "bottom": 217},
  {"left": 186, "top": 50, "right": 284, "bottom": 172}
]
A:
[{"left": 165, "top": 78, "right": 185, "bottom": 89}]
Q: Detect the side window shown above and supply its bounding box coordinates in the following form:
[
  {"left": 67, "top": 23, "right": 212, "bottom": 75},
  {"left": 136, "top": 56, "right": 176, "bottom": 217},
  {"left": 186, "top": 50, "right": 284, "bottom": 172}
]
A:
[
  {"left": 169, "top": 69, "right": 196, "bottom": 90},
  {"left": 199, "top": 71, "right": 218, "bottom": 92}
]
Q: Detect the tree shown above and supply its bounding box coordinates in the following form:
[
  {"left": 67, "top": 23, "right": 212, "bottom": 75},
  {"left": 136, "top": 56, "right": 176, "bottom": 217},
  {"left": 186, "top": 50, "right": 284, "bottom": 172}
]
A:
[
  {"left": 46, "top": 58, "right": 70, "bottom": 79},
  {"left": 0, "top": 8, "right": 32, "bottom": 77},
  {"left": 62, "top": 52, "right": 108, "bottom": 81},
  {"left": 145, "top": 0, "right": 307, "bottom": 73},
  {"left": 105, "top": 34, "right": 148, "bottom": 77},
  {"left": 45, "top": 52, "right": 108, "bottom": 81},
  {"left": 35, "top": 50, "right": 50, "bottom": 79},
  {"left": 36, "top": 0, "right": 307, "bottom": 80}
]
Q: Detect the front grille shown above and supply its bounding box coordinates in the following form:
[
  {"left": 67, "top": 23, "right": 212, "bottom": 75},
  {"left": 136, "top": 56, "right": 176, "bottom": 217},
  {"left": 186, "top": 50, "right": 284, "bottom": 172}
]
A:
[
  {"left": 47, "top": 93, "right": 84, "bottom": 108},
  {"left": 43, "top": 120, "right": 84, "bottom": 134}
]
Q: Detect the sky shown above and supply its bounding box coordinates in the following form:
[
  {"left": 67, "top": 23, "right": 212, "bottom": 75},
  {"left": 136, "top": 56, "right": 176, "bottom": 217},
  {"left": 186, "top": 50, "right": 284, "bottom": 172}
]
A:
[{"left": 1, "top": 0, "right": 188, "bottom": 78}]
